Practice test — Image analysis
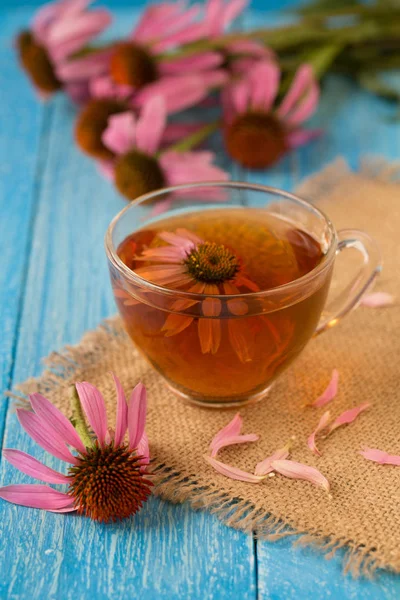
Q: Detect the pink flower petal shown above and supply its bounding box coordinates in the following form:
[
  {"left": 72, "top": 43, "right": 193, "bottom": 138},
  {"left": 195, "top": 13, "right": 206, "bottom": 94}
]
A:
[
  {"left": 89, "top": 75, "right": 132, "bottom": 101},
  {"left": 286, "top": 128, "right": 323, "bottom": 149},
  {"left": 271, "top": 459, "right": 330, "bottom": 492},
  {"left": 249, "top": 60, "right": 280, "bottom": 112},
  {"left": 0, "top": 484, "right": 74, "bottom": 510},
  {"left": 160, "top": 151, "right": 229, "bottom": 185},
  {"left": 3, "top": 449, "right": 70, "bottom": 484},
  {"left": 210, "top": 434, "right": 259, "bottom": 458},
  {"left": 277, "top": 64, "right": 314, "bottom": 118},
  {"left": 56, "top": 50, "right": 112, "bottom": 83},
  {"left": 75, "top": 382, "right": 108, "bottom": 446},
  {"left": 17, "top": 409, "right": 78, "bottom": 464},
  {"left": 134, "top": 76, "right": 208, "bottom": 114},
  {"left": 308, "top": 369, "right": 339, "bottom": 408},
  {"left": 255, "top": 442, "right": 291, "bottom": 476},
  {"left": 137, "top": 432, "right": 150, "bottom": 472},
  {"left": 285, "top": 81, "right": 320, "bottom": 126},
  {"left": 128, "top": 383, "right": 147, "bottom": 450},
  {"left": 204, "top": 455, "right": 266, "bottom": 483},
  {"left": 307, "top": 410, "right": 331, "bottom": 456},
  {"left": 102, "top": 112, "right": 136, "bottom": 155},
  {"left": 360, "top": 448, "right": 400, "bottom": 466},
  {"left": 29, "top": 393, "right": 86, "bottom": 453},
  {"left": 360, "top": 292, "right": 395, "bottom": 308},
  {"left": 210, "top": 413, "right": 242, "bottom": 446},
  {"left": 326, "top": 403, "right": 371, "bottom": 435},
  {"left": 136, "top": 96, "right": 166, "bottom": 155},
  {"left": 112, "top": 374, "right": 128, "bottom": 447}
]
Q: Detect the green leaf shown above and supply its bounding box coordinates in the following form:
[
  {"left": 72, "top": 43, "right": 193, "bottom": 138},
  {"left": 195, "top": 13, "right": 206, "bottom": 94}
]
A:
[{"left": 358, "top": 70, "right": 400, "bottom": 101}]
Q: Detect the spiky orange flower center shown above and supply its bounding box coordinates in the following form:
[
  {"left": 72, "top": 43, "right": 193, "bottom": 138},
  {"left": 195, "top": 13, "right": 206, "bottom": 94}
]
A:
[
  {"left": 185, "top": 242, "right": 240, "bottom": 284},
  {"left": 16, "top": 30, "right": 61, "bottom": 93},
  {"left": 114, "top": 149, "right": 166, "bottom": 201},
  {"left": 75, "top": 99, "right": 127, "bottom": 160},
  {"left": 224, "top": 111, "right": 288, "bottom": 170},
  {"left": 110, "top": 42, "right": 159, "bottom": 88},
  {"left": 68, "top": 442, "right": 152, "bottom": 523}
]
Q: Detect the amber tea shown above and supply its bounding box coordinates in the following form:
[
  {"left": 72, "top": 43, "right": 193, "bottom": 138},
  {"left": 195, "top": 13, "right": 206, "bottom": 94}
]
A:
[{"left": 113, "top": 208, "right": 331, "bottom": 405}]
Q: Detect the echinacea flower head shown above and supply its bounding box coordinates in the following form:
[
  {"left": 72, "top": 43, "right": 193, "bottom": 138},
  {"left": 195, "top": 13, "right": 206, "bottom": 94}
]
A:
[
  {"left": 16, "top": 0, "right": 111, "bottom": 98},
  {"left": 100, "top": 95, "right": 229, "bottom": 200},
  {"left": 223, "top": 60, "right": 320, "bottom": 169},
  {"left": 0, "top": 375, "right": 152, "bottom": 523},
  {"left": 133, "top": 226, "right": 259, "bottom": 361},
  {"left": 82, "top": 2, "right": 227, "bottom": 114}
]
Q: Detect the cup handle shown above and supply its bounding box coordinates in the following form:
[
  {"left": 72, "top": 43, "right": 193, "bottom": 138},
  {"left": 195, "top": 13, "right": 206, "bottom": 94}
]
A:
[{"left": 315, "top": 229, "right": 382, "bottom": 336}]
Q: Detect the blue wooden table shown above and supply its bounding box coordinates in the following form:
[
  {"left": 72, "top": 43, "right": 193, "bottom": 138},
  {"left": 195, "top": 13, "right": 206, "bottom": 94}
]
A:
[{"left": 1, "top": 1, "right": 400, "bottom": 598}]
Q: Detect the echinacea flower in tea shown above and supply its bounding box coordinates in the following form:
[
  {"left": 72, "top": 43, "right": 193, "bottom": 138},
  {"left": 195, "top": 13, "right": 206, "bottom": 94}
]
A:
[
  {"left": 0, "top": 375, "right": 152, "bottom": 522},
  {"left": 16, "top": 0, "right": 111, "bottom": 99},
  {"left": 222, "top": 60, "right": 320, "bottom": 169},
  {"left": 99, "top": 96, "right": 228, "bottom": 200},
  {"left": 134, "top": 227, "right": 260, "bottom": 360}
]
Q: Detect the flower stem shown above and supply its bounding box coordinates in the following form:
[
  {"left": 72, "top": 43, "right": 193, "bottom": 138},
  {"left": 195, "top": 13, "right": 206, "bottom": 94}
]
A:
[
  {"left": 163, "top": 120, "right": 220, "bottom": 154},
  {"left": 70, "top": 385, "right": 93, "bottom": 449}
]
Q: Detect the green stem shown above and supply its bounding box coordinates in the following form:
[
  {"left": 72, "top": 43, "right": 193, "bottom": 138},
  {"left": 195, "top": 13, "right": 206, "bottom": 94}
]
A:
[
  {"left": 70, "top": 386, "right": 93, "bottom": 449},
  {"left": 164, "top": 120, "right": 220, "bottom": 154}
]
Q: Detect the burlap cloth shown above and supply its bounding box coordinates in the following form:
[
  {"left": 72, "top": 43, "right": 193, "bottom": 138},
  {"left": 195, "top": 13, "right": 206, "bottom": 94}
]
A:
[{"left": 13, "top": 158, "right": 400, "bottom": 577}]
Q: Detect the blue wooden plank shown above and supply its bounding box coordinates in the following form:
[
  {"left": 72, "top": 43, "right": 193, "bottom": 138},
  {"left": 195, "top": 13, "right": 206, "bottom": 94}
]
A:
[
  {"left": 0, "top": 8, "right": 47, "bottom": 442},
  {"left": 0, "top": 70, "right": 255, "bottom": 600}
]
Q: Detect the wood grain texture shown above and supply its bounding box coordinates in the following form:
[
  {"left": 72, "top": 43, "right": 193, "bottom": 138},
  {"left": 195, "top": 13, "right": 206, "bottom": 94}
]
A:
[{"left": 0, "top": 3, "right": 400, "bottom": 599}]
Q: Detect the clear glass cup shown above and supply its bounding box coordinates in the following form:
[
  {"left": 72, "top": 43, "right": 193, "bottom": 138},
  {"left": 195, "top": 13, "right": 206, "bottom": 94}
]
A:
[{"left": 105, "top": 182, "right": 381, "bottom": 408}]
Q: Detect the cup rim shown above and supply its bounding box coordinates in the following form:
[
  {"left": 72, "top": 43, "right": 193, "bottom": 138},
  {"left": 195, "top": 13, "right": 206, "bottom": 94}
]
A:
[{"left": 105, "top": 181, "right": 338, "bottom": 300}]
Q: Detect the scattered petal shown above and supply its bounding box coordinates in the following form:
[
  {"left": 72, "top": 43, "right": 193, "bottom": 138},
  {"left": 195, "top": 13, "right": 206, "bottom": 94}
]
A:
[
  {"left": 204, "top": 455, "right": 265, "bottom": 483},
  {"left": 210, "top": 434, "right": 259, "bottom": 458},
  {"left": 326, "top": 403, "right": 371, "bottom": 435},
  {"left": 307, "top": 411, "right": 331, "bottom": 456},
  {"left": 271, "top": 459, "right": 330, "bottom": 492},
  {"left": 307, "top": 369, "right": 339, "bottom": 408},
  {"left": 360, "top": 447, "right": 400, "bottom": 466},
  {"left": 360, "top": 292, "right": 395, "bottom": 308},
  {"left": 210, "top": 413, "right": 242, "bottom": 451},
  {"left": 255, "top": 441, "right": 291, "bottom": 476}
]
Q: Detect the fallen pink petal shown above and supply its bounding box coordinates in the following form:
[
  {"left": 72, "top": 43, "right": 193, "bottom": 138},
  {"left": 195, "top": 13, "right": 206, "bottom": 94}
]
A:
[
  {"left": 255, "top": 442, "right": 291, "bottom": 476},
  {"left": 204, "top": 455, "right": 266, "bottom": 483},
  {"left": 271, "top": 459, "right": 330, "bottom": 492},
  {"left": 209, "top": 413, "right": 258, "bottom": 457},
  {"left": 360, "top": 448, "right": 400, "bottom": 466},
  {"left": 326, "top": 403, "right": 371, "bottom": 435},
  {"left": 308, "top": 369, "right": 339, "bottom": 408},
  {"left": 360, "top": 292, "right": 395, "bottom": 308},
  {"left": 307, "top": 411, "right": 331, "bottom": 456}
]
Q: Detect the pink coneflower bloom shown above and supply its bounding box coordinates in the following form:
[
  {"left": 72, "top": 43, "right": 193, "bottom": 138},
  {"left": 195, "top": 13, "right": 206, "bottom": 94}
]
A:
[
  {"left": 133, "top": 228, "right": 260, "bottom": 361},
  {"left": 0, "top": 376, "right": 152, "bottom": 522},
  {"left": 16, "top": 0, "right": 111, "bottom": 99},
  {"left": 100, "top": 95, "right": 229, "bottom": 201},
  {"left": 74, "top": 2, "right": 228, "bottom": 113},
  {"left": 222, "top": 60, "right": 321, "bottom": 169}
]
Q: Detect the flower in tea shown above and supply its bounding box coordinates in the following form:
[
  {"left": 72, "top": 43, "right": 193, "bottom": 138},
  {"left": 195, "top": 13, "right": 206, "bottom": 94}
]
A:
[
  {"left": 0, "top": 375, "right": 152, "bottom": 522},
  {"left": 100, "top": 96, "right": 229, "bottom": 200},
  {"left": 16, "top": 0, "right": 111, "bottom": 99},
  {"left": 134, "top": 227, "right": 259, "bottom": 360},
  {"left": 222, "top": 60, "right": 320, "bottom": 169}
]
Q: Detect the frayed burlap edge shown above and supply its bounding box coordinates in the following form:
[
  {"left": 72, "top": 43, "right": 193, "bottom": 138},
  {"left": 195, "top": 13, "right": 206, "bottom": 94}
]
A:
[{"left": 7, "top": 156, "right": 400, "bottom": 579}]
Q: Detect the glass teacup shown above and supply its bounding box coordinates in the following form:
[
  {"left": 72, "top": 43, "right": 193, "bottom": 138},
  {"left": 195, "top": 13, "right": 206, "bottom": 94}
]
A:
[{"left": 105, "top": 182, "right": 381, "bottom": 408}]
